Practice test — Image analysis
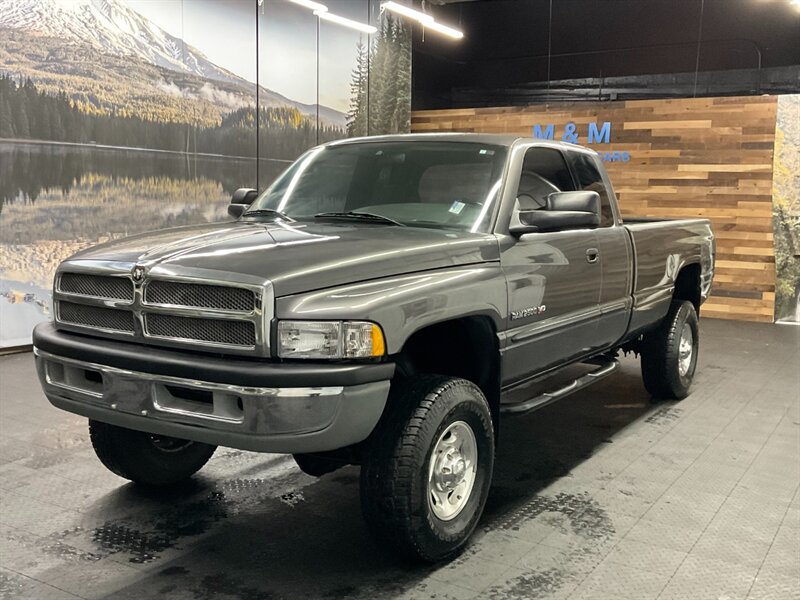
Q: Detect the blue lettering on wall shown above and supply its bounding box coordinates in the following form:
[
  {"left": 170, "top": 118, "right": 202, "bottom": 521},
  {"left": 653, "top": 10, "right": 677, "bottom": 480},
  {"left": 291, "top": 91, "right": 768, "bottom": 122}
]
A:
[
  {"left": 561, "top": 122, "right": 579, "bottom": 143},
  {"left": 588, "top": 121, "right": 612, "bottom": 144},
  {"left": 531, "top": 121, "right": 629, "bottom": 164},
  {"left": 600, "top": 151, "right": 630, "bottom": 163},
  {"left": 532, "top": 124, "right": 554, "bottom": 140}
]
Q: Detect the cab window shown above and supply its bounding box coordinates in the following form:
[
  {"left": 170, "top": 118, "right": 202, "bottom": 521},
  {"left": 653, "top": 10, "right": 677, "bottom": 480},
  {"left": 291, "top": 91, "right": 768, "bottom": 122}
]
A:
[
  {"left": 568, "top": 153, "right": 615, "bottom": 227},
  {"left": 515, "top": 148, "right": 575, "bottom": 211}
]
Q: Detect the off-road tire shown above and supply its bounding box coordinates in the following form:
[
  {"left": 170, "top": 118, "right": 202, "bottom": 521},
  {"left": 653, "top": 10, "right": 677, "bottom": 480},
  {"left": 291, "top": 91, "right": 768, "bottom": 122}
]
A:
[
  {"left": 640, "top": 300, "right": 699, "bottom": 400},
  {"left": 89, "top": 420, "right": 216, "bottom": 486},
  {"left": 360, "top": 375, "right": 494, "bottom": 563}
]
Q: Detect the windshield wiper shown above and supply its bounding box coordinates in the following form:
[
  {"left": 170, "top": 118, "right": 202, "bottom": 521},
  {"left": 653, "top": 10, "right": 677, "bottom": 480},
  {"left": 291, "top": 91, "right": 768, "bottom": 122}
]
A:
[
  {"left": 243, "top": 208, "right": 293, "bottom": 221},
  {"left": 313, "top": 211, "right": 406, "bottom": 227}
]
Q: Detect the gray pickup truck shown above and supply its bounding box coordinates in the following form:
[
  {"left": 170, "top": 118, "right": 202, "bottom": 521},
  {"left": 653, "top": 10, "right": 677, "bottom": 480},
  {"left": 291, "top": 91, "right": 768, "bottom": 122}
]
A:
[{"left": 33, "top": 134, "right": 714, "bottom": 562}]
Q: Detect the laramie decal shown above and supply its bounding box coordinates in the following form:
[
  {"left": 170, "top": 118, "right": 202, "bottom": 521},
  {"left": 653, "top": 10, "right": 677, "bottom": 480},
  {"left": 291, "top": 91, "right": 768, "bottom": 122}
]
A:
[
  {"left": 532, "top": 121, "right": 631, "bottom": 163},
  {"left": 510, "top": 305, "right": 547, "bottom": 320}
]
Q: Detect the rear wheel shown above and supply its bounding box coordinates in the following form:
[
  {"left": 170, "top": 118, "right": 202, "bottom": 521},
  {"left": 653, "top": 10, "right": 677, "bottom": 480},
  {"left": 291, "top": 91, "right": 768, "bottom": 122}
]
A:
[
  {"left": 89, "top": 420, "right": 216, "bottom": 486},
  {"left": 640, "top": 300, "right": 699, "bottom": 400},
  {"left": 360, "top": 375, "right": 494, "bottom": 563}
]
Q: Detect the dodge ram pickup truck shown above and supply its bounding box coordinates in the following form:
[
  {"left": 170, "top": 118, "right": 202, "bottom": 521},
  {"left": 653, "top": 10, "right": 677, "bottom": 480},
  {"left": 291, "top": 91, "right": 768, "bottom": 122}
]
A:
[{"left": 33, "top": 134, "right": 714, "bottom": 562}]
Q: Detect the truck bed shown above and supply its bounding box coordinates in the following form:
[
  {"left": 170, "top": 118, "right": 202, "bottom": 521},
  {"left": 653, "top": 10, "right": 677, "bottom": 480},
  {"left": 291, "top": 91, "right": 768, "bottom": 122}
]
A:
[{"left": 623, "top": 217, "right": 715, "bottom": 335}]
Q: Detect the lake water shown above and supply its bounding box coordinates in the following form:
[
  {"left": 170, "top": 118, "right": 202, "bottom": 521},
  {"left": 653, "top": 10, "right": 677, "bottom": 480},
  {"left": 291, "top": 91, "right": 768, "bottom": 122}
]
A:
[{"left": 0, "top": 141, "right": 288, "bottom": 347}]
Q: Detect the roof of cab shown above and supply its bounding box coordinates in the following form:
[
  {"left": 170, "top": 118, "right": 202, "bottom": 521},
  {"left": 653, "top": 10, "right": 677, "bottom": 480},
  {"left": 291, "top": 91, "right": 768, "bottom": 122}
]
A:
[{"left": 326, "top": 132, "right": 591, "bottom": 152}]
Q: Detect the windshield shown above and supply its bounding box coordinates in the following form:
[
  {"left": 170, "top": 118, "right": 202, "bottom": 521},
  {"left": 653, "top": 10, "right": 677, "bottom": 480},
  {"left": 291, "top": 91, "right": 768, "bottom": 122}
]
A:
[{"left": 247, "top": 141, "right": 508, "bottom": 232}]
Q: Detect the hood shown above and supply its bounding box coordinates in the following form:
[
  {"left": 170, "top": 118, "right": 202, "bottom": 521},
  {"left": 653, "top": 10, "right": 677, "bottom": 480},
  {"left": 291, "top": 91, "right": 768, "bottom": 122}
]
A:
[{"left": 67, "top": 220, "right": 500, "bottom": 296}]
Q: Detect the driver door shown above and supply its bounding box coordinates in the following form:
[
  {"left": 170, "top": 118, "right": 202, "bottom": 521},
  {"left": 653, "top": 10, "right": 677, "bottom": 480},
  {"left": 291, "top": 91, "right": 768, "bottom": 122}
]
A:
[{"left": 500, "top": 147, "right": 602, "bottom": 386}]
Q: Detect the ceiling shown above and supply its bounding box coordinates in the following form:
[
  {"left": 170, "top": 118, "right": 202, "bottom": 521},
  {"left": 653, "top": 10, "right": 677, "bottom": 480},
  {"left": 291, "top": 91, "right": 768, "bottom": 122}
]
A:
[{"left": 410, "top": 0, "right": 800, "bottom": 108}]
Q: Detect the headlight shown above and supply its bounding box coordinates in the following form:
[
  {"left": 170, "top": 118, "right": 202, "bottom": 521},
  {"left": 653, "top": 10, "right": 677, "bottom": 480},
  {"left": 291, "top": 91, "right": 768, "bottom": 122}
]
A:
[{"left": 277, "top": 320, "right": 386, "bottom": 359}]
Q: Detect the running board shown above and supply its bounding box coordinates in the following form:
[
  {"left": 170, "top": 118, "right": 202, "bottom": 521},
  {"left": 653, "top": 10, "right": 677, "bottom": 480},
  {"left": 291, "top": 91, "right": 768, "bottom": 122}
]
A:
[{"left": 500, "top": 358, "right": 620, "bottom": 416}]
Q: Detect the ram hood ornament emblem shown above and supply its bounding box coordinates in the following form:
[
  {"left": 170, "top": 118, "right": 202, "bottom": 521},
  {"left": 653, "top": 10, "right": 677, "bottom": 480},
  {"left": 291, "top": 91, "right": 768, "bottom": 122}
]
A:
[{"left": 131, "top": 264, "right": 146, "bottom": 283}]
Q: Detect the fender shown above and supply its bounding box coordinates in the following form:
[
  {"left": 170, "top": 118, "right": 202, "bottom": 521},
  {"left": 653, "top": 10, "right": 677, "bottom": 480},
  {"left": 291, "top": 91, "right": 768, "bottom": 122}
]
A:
[{"left": 275, "top": 265, "right": 507, "bottom": 354}]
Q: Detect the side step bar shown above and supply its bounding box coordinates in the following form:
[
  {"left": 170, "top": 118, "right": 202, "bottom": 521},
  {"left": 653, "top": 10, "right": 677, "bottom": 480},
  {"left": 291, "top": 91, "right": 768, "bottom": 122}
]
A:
[{"left": 500, "top": 358, "right": 620, "bottom": 416}]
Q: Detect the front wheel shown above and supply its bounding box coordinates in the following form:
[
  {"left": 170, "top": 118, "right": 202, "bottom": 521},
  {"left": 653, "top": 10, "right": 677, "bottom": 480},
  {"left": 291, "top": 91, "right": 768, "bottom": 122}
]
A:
[
  {"left": 640, "top": 300, "right": 699, "bottom": 400},
  {"left": 89, "top": 420, "right": 216, "bottom": 486},
  {"left": 360, "top": 375, "right": 494, "bottom": 563}
]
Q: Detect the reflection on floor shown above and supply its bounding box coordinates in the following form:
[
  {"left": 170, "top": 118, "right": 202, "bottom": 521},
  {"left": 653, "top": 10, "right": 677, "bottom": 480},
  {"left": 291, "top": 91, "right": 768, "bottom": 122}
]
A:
[{"left": 0, "top": 319, "right": 798, "bottom": 600}]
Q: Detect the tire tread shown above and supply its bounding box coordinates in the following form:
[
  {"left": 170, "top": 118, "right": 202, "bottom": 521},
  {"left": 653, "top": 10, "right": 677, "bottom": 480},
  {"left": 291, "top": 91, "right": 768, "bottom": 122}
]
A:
[
  {"left": 360, "top": 375, "right": 493, "bottom": 562},
  {"left": 641, "top": 300, "right": 698, "bottom": 400}
]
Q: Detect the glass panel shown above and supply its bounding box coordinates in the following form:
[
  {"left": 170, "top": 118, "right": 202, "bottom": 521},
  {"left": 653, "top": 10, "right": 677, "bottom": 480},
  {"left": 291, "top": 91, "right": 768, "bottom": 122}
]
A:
[
  {"left": 257, "top": 1, "right": 319, "bottom": 187},
  {"left": 318, "top": 0, "right": 369, "bottom": 141},
  {"left": 250, "top": 141, "right": 507, "bottom": 231},
  {"left": 569, "top": 153, "right": 615, "bottom": 226}
]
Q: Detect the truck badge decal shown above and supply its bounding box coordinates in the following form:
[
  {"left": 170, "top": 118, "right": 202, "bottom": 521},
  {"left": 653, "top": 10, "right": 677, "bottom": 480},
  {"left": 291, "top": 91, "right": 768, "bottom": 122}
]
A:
[
  {"left": 510, "top": 305, "right": 546, "bottom": 320},
  {"left": 131, "top": 265, "right": 146, "bottom": 283}
]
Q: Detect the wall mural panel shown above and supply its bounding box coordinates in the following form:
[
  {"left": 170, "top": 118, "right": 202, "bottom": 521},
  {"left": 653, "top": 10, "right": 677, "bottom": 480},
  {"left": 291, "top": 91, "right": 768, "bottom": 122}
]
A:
[
  {"left": 0, "top": 0, "right": 411, "bottom": 347},
  {"left": 772, "top": 94, "right": 800, "bottom": 323},
  {"left": 412, "top": 96, "right": 782, "bottom": 323}
]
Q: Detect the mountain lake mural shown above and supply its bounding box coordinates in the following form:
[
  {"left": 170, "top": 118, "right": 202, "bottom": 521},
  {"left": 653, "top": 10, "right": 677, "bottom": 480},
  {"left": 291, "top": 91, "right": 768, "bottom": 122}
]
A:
[{"left": 0, "top": 0, "right": 411, "bottom": 346}]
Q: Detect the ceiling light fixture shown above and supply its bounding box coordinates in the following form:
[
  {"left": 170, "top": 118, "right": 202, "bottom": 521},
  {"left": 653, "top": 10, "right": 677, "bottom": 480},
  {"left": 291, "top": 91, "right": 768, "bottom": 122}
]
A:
[
  {"left": 288, "top": 0, "right": 328, "bottom": 12},
  {"left": 314, "top": 10, "right": 378, "bottom": 33},
  {"left": 422, "top": 20, "right": 463, "bottom": 39},
  {"left": 381, "top": 1, "right": 463, "bottom": 40},
  {"left": 382, "top": 1, "right": 433, "bottom": 23}
]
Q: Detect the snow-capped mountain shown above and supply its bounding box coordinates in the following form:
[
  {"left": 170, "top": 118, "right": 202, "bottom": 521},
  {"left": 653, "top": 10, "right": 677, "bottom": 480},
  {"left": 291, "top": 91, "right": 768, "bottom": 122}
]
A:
[
  {"left": 0, "top": 0, "right": 347, "bottom": 126},
  {"left": 0, "top": 0, "right": 242, "bottom": 85}
]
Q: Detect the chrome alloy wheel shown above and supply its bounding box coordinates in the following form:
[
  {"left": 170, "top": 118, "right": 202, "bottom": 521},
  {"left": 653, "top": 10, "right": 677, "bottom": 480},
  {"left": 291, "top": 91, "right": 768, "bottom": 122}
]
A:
[
  {"left": 678, "top": 326, "right": 694, "bottom": 377},
  {"left": 427, "top": 421, "right": 478, "bottom": 521}
]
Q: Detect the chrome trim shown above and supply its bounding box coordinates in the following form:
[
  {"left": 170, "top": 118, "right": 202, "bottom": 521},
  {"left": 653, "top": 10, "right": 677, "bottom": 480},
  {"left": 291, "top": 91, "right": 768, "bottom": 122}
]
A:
[
  {"left": 53, "top": 260, "right": 274, "bottom": 357},
  {"left": 34, "top": 348, "right": 279, "bottom": 395},
  {"left": 43, "top": 358, "right": 104, "bottom": 399},
  {"left": 142, "top": 314, "right": 257, "bottom": 352},
  {"left": 598, "top": 298, "right": 632, "bottom": 314},
  {"left": 56, "top": 272, "right": 135, "bottom": 305},
  {"left": 35, "top": 348, "right": 345, "bottom": 431},
  {"left": 55, "top": 301, "right": 136, "bottom": 337},
  {"left": 142, "top": 278, "right": 257, "bottom": 315},
  {"left": 508, "top": 305, "right": 602, "bottom": 343}
]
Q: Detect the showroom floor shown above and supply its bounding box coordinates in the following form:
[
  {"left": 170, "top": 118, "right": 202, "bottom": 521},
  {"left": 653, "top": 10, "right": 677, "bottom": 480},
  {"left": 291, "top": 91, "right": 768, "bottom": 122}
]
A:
[{"left": 0, "top": 319, "right": 798, "bottom": 600}]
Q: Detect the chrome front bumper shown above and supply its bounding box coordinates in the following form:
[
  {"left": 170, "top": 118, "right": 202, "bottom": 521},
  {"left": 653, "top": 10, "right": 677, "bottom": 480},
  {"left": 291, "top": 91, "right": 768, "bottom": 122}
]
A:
[{"left": 34, "top": 348, "right": 390, "bottom": 454}]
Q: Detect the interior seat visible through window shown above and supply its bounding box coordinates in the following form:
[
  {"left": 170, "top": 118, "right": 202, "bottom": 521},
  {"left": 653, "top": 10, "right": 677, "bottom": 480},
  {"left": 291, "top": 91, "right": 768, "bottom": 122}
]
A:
[
  {"left": 516, "top": 170, "right": 560, "bottom": 210},
  {"left": 513, "top": 147, "right": 576, "bottom": 218}
]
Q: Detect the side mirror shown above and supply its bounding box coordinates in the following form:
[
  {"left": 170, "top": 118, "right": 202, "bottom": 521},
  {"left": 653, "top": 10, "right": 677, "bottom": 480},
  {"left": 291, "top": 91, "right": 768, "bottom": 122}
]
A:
[
  {"left": 228, "top": 188, "right": 258, "bottom": 218},
  {"left": 510, "top": 191, "right": 601, "bottom": 235}
]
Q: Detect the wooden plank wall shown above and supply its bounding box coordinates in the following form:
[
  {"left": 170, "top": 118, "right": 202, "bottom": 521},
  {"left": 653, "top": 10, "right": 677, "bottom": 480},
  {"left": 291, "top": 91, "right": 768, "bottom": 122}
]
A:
[{"left": 411, "top": 96, "right": 779, "bottom": 322}]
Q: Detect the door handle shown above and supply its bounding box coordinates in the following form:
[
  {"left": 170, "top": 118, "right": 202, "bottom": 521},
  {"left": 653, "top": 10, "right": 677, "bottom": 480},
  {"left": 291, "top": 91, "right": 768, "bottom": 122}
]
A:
[{"left": 586, "top": 248, "right": 600, "bottom": 264}]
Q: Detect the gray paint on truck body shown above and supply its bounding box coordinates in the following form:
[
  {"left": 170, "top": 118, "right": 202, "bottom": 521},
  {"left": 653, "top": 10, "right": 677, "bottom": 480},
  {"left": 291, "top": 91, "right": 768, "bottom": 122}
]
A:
[{"left": 33, "top": 134, "right": 714, "bottom": 453}]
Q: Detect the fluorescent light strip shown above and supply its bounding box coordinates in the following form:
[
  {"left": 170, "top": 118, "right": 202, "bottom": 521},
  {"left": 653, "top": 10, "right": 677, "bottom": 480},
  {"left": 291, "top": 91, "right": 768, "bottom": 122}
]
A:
[
  {"left": 423, "top": 20, "right": 463, "bottom": 39},
  {"left": 288, "top": 0, "right": 328, "bottom": 12},
  {"left": 381, "top": 1, "right": 463, "bottom": 39},
  {"left": 314, "top": 10, "right": 377, "bottom": 33},
  {"left": 382, "top": 1, "right": 433, "bottom": 23}
]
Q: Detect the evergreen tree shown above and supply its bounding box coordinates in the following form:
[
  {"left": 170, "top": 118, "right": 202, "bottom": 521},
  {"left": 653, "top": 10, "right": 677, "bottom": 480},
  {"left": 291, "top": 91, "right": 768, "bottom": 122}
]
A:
[
  {"left": 392, "top": 20, "right": 412, "bottom": 133},
  {"left": 368, "top": 18, "right": 391, "bottom": 134},
  {"left": 0, "top": 97, "right": 14, "bottom": 138},
  {"left": 378, "top": 18, "right": 401, "bottom": 133},
  {"left": 12, "top": 94, "right": 31, "bottom": 138},
  {"left": 346, "top": 12, "right": 411, "bottom": 137},
  {"left": 346, "top": 38, "right": 369, "bottom": 137}
]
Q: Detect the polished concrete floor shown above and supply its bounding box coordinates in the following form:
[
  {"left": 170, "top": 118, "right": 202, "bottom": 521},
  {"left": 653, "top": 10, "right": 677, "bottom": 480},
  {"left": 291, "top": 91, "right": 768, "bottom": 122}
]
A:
[{"left": 0, "top": 319, "right": 798, "bottom": 600}]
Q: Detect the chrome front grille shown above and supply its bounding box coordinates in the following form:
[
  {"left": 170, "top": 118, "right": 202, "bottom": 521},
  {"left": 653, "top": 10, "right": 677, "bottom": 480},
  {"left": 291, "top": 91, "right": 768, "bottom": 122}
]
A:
[
  {"left": 144, "top": 280, "right": 255, "bottom": 312},
  {"left": 145, "top": 314, "right": 256, "bottom": 347},
  {"left": 53, "top": 267, "right": 270, "bottom": 356},
  {"left": 58, "top": 301, "right": 135, "bottom": 334},
  {"left": 58, "top": 273, "right": 134, "bottom": 302}
]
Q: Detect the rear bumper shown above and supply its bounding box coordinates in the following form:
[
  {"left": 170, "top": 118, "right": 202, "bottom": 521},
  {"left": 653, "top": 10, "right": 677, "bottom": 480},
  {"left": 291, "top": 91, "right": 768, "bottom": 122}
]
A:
[{"left": 33, "top": 323, "right": 393, "bottom": 453}]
